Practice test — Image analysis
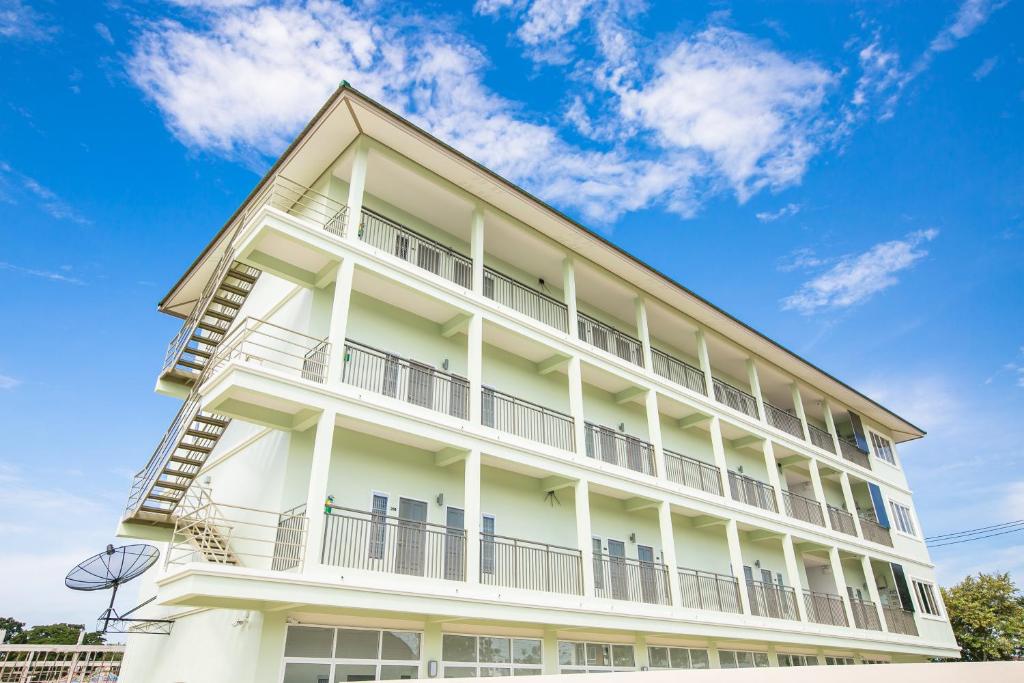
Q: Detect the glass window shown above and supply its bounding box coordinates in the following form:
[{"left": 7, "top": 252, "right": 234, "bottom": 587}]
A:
[
  {"left": 512, "top": 640, "right": 542, "bottom": 665},
  {"left": 871, "top": 433, "right": 896, "bottom": 465},
  {"left": 719, "top": 651, "right": 737, "bottom": 669},
  {"left": 513, "top": 669, "right": 541, "bottom": 676},
  {"left": 443, "top": 636, "right": 477, "bottom": 663},
  {"left": 558, "top": 642, "right": 584, "bottom": 667},
  {"left": 286, "top": 627, "right": 335, "bottom": 658},
  {"left": 779, "top": 654, "right": 818, "bottom": 667},
  {"left": 647, "top": 647, "right": 709, "bottom": 670},
  {"left": 479, "top": 638, "right": 511, "bottom": 664},
  {"left": 379, "top": 665, "right": 418, "bottom": 680},
  {"left": 336, "top": 630, "right": 380, "bottom": 659},
  {"left": 558, "top": 641, "right": 634, "bottom": 673},
  {"left": 611, "top": 645, "right": 634, "bottom": 668},
  {"left": 690, "top": 650, "right": 709, "bottom": 669},
  {"left": 284, "top": 626, "right": 421, "bottom": 682},
  {"left": 753, "top": 653, "right": 769, "bottom": 668},
  {"left": 890, "top": 502, "right": 917, "bottom": 536},
  {"left": 914, "top": 580, "right": 941, "bottom": 616},
  {"left": 647, "top": 647, "right": 670, "bottom": 668},
  {"left": 442, "top": 635, "right": 541, "bottom": 677},
  {"left": 718, "top": 650, "right": 768, "bottom": 669},
  {"left": 381, "top": 632, "right": 421, "bottom": 661},
  {"left": 284, "top": 663, "right": 331, "bottom": 683},
  {"left": 335, "top": 664, "right": 377, "bottom": 682},
  {"left": 443, "top": 667, "right": 477, "bottom": 678},
  {"left": 825, "top": 656, "right": 855, "bottom": 665}
]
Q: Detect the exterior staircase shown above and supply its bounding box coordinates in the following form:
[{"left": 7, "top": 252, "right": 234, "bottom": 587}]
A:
[{"left": 183, "top": 518, "right": 240, "bottom": 565}]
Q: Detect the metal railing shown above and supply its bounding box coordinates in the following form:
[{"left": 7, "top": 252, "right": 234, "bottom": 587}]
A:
[
  {"left": 664, "top": 449, "right": 722, "bottom": 496},
  {"left": 482, "top": 388, "right": 575, "bottom": 451},
  {"left": 247, "top": 175, "right": 349, "bottom": 237},
  {"left": 585, "top": 423, "right": 657, "bottom": 477},
  {"left": 747, "top": 580, "right": 800, "bottom": 620},
  {"left": 782, "top": 490, "right": 825, "bottom": 527},
  {"left": 483, "top": 267, "right": 568, "bottom": 333},
  {"left": 321, "top": 506, "right": 467, "bottom": 581},
  {"left": 850, "top": 598, "right": 882, "bottom": 631},
  {"left": 208, "top": 317, "right": 330, "bottom": 383},
  {"left": 839, "top": 437, "right": 871, "bottom": 469},
  {"left": 712, "top": 378, "right": 759, "bottom": 419},
  {"left": 803, "top": 590, "right": 849, "bottom": 627},
  {"left": 480, "top": 534, "right": 583, "bottom": 595},
  {"left": 0, "top": 644, "right": 125, "bottom": 683},
  {"left": 577, "top": 313, "right": 644, "bottom": 366},
  {"left": 828, "top": 504, "right": 857, "bottom": 536},
  {"left": 882, "top": 606, "right": 919, "bottom": 636},
  {"left": 678, "top": 568, "right": 741, "bottom": 613},
  {"left": 342, "top": 340, "right": 470, "bottom": 419},
  {"left": 859, "top": 515, "right": 894, "bottom": 547},
  {"left": 764, "top": 402, "right": 804, "bottom": 439},
  {"left": 358, "top": 209, "right": 472, "bottom": 288},
  {"left": 728, "top": 471, "right": 778, "bottom": 513},
  {"left": 593, "top": 553, "right": 671, "bottom": 605},
  {"left": 651, "top": 348, "right": 707, "bottom": 395},
  {"left": 808, "top": 423, "right": 836, "bottom": 453}
]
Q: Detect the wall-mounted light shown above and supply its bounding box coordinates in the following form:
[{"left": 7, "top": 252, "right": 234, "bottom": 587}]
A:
[
  {"left": 618, "top": 422, "right": 625, "bottom": 432},
  {"left": 436, "top": 493, "right": 445, "bottom": 507},
  {"left": 738, "top": 465, "right": 745, "bottom": 474},
  {"left": 629, "top": 532, "right": 636, "bottom": 543},
  {"left": 443, "top": 358, "right": 450, "bottom": 371},
  {"left": 754, "top": 559, "right": 761, "bottom": 569},
  {"left": 428, "top": 660, "right": 439, "bottom": 678}
]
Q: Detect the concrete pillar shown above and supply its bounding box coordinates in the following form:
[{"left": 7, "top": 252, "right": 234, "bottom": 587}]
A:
[
  {"left": 254, "top": 612, "right": 288, "bottom": 683},
  {"left": 575, "top": 479, "right": 595, "bottom": 596},
  {"left": 325, "top": 259, "right": 355, "bottom": 384},
  {"left": 709, "top": 417, "right": 730, "bottom": 498},
  {"left": 829, "top": 547, "right": 857, "bottom": 627},
  {"left": 644, "top": 390, "right": 665, "bottom": 478},
  {"left": 695, "top": 329, "right": 714, "bottom": 397},
  {"left": 422, "top": 620, "right": 444, "bottom": 678},
  {"left": 762, "top": 440, "right": 786, "bottom": 514},
  {"left": 542, "top": 628, "right": 560, "bottom": 675},
  {"left": 568, "top": 356, "right": 586, "bottom": 457},
  {"left": 791, "top": 383, "right": 811, "bottom": 442},
  {"left": 658, "top": 501, "right": 681, "bottom": 606},
  {"left": 840, "top": 472, "right": 864, "bottom": 538},
  {"left": 808, "top": 459, "right": 829, "bottom": 528},
  {"left": 634, "top": 296, "right": 653, "bottom": 370},
  {"left": 861, "top": 555, "right": 889, "bottom": 632},
  {"left": 562, "top": 257, "right": 578, "bottom": 338},
  {"left": 636, "top": 634, "right": 651, "bottom": 670},
  {"left": 464, "top": 450, "right": 481, "bottom": 584},
  {"left": 823, "top": 400, "right": 842, "bottom": 455},
  {"left": 302, "top": 409, "right": 337, "bottom": 570},
  {"left": 725, "top": 520, "right": 751, "bottom": 614},
  {"left": 468, "top": 314, "right": 483, "bottom": 424},
  {"left": 782, "top": 534, "right": 809, "bottom": 622},
  {"left": 344, "top": 140, "right": 369, "bottom": 242},
  {"left": 746, "top": 358, "right": 765, "bottom": 422},
  {"left": 470, "top": 206, "right": 485, "bottom": 294}
]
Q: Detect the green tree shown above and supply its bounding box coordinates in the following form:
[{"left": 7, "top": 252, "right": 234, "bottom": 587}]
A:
[
  {"left": 0, "top": 617, "right": 25, "bottom": 643},
  {"left": 10, "top": 623, "right": 105, "bottom": 646},
  {"left": 942, "top": 572, "right": 1024, "bottom": 661}
]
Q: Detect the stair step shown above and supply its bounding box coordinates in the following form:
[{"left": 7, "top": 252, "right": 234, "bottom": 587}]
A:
[
  {"left": 176, "top": 359, "right": 207, "bottom": 372},
  {"left": 210, "top": 295, "right": 243, "bottom": 310},
  {"left": 175, "top": 442, "right": 213, "bottom": 455},
  {"left": 194, "top": 414, "right": 229, "bottom": 427},
  {"left": 147, "top": 493, "right": 183, "bottom": 503},
  {"left": 139, "top": 506, "right": 173, "bottom": 515},
  {"left": 154, "top": 480, "right": 191, "bottom": 491},
  {"left": 190, "top": 332, "right": 224, "bottom": 346},
  {"left": 169, "top": 455, "right": 206, "bottom": 467},
  {"left": 184, "top": 347, "right": 213, "bottom": 359},
  {"left": 184, "top": 428, "right": 220, "bottom": 440},
  {"left": 201, "top": 309, "right": 235, "bottom": 323},
  {"left": 228, "top": 265, "right": 260, "bottom": 284},
  {"left": 217, "top": 282, "right": 250, "bottom": 297}
]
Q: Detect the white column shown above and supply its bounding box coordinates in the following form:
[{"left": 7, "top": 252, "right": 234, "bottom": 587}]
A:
[
  {"left": 791, "top": 383, "right": 811, "bottom": 442},
  {"left": 634, "top": 296, "right": 653, "bottom": 370},
  {"left": 542, "top": 628, "right": 560, "bottom": 675},
  {"left": 568, "top": 356, "right": 586, "bottom": 457},
  {"left": 695, "top": 328, "right": 714, "bottom": 397},
  {"left": 658, "top": 501, "right": 681, "bottom": 606},
  {"left": 829, "top": 547, "right": 856, "bottom": 627},
  {"left": 575, "top": 479, "right": 595, "bottom": 596},
  {"left": 325, "top": 259, "right": 355, "bottom": 384},
  {"left": 303, "top": 409, "right": 337, "bottom": 570},
  {"left": 344, "top": 141, "right": 369, "bottom": 242},
  {"left": 709, "top": 416, "right": 730, "bottom": 498},
  {"left": 840, "top": 472, "right": 864, "bottom": 538},
  {"left": 861, "top": 555, "right": 888, "bottom": 632},
  {"left": 464, "top": 449, "right": 481, "bottom": 584},
  {"left": 470, "top": 206, "right": 485, "bottom": 294},
  {"left": 823, "top": 400, "right": 842, "bottom": 455},
  {"left": 762, "top": 440, "right": 786, "bottom": 514},
  {"left": 644, "top": 390, "right": 665, "bottom": 478},
  {"left": 468, "top": 314, "right": 483, "bottom": 424},
  {"left": 808, "top": 459, "right": 828, "bottom": 527},
  {"left": 781, "top": 534, "right": 809, "bottom": 622},
  {"left": 562, "top": 257, "right": 578, "bottom": 338},
  {"left": 725, "top": 520, "right": 751, "bottom": 614},
  {"left": 746, "top": 358, "right": 765, "bottom": 422}
]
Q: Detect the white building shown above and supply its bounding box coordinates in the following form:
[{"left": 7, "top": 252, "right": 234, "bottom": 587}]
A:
[{"left": 116, "top": 85, "right": 959, "bottom": 682}]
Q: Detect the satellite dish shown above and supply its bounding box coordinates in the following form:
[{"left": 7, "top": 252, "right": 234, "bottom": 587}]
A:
[{"left": 66, "top": 544, "right": 171, "bottom": 635}]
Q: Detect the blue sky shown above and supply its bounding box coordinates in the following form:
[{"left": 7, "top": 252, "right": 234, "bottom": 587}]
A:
[{"left": 0, "top": 0, "right": 1021, "bottom": 629}]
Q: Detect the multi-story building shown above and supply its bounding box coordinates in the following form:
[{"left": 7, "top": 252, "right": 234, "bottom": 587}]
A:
[{"left": 116, "top": 85, "right": 959, "bottom": 682}]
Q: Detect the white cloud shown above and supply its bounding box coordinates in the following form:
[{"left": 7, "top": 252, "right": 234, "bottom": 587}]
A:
[
  {"left": 0, "top": 0, "right": 54, "bottom": 41},
  {"left": 973, "top": 56, "right": 998, "bottom": 80},
  {"left": 776, "top": 247, "right": 826, "bottom": 273},
  {"left": 930, "top": 0, "right": 1005, "bottom": 53},
  {"left": 0, "top": 161, "right": 90, "bottom": 224},
  {"left": 94, "top": 22, "right": 114, "bottom": 45},
  {"left": 0, "top": 373, "right": 20, "bottom": 389},
  {"left": 781, "top": 228, "right": 938, "bottom": 314},
  {"left": 0, "top": 261, "right": 85, "bottom": 284},
  {"left": 756, "top": 202, "right": 801, "bottom": 223}
]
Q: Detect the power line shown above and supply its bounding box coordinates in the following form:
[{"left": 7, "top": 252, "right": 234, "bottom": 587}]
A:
[
  {"left": 925, "top": 519, "right": 1024, "bottom": 542},
  {"left": 927, "top": 526, "right": 1024, "bottom": 549}
]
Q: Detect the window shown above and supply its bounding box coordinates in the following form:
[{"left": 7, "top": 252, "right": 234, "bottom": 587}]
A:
[
  {"left": 647, "top": 647, "right": 710, "bottom": 670},
  {"left": 862, "top": 659, "right": 890, "bottom": 664},
  {"left": 913, "top": 580, "right": 941, "bottom": 616},
  {"left": 718, "top": 650, "right": 769, "bottom": 669},
  {"left": 369, "top": 494, "right": 389, "bottom": 560},
  {"left": 481, "top": 515, "right": 496, "bottom": 575},
  {"left": 889, "top": 501, "right": 917, "bottom": 536},
  {"left": 558, "top": 641, "right": 635, "bottom": 673},
  {"left": 825, "top": 656, "right": 855, "bottom": 666},
  {"left": 870, "top": 433, "right": 896, "bottom": 465},
  {"left": 282, "top": 626, "right": 421, "bottom": 682},
  {"left": 777, "top": 654, "right": 818, "bottom": 667},
  {"left": 441, "top": 634, "right": 542, "bottom": 677}
]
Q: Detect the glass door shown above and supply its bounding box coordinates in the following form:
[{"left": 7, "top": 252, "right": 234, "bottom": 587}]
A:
[{"left": 395, "top": 498, "right": 428, "bottom": 576}]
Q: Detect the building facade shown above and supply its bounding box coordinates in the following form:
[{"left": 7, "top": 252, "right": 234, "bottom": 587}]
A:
[{"left": 116, "top": 87, "right": 959, "bottom": 682}]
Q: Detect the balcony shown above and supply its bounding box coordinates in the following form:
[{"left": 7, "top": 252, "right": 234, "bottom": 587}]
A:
[
  {"left": 249, "top": 175, "right": 349, "bottom": 238},
  {"left": 678, "top": 568, "right": 742, "bottom": 613},
  {"left": 712, "top": 378, "right": 759, "bottom": 420},
  {"left": 577, "top": 313, "right": 644, "bottom": 367},
  {"left": 664, "top": 449, "right": 722, "bottom": 496},
  {"left": 827, "top": 504, "right": 857, "bottom": 536},
  {"left": 746, "top": 580, "right": 799, "bottom": 621},
  {"left": 358, "top": 209, "right": 472, "bottom": 288},
  {"left": 728, "top": 471, "right": 778, "bottom": 513},
  {"left": 209, "top": 317, "right": 330, "bottom": 384},
  {"left": 343, "top": 340, "right": 470, "bottom": 419},
  {"left": 764, "top": 402, "right": 804, "bottom": 439},
  {"left": 850, "top": 598, "right": 883, "bottom": 631},
  {"left": 584, "top": 423, "right": 657, "bottom": 477},
  {"left": 882, "top": 606, "right": 919, "bottom": 636},
  {"left": 782, "top": 490, "right": 825, "bottom": 527},
  {"left": 839, "top": 437, "right": 871, "bottom": 469},
  {"left": 593, "top": 553, "right": 671, "bottom": 605},
  {"left": 802, "top": 590, "right": 849, "bottom": 627},
  {"left": 321, "top": 505, "right": 467, "bottom": 581},
  {"left": 483, "top": 388, "right": 575, "bottom": 451},
  {"left": 859, "top": 515, "right": 894, "bottom": 547},
  {"left": 483, "top": 267, "right": 568, "bottom": 333},
  {"left": 808, "top": 423, "right": 836, "bottom": 454},
  {"left": 480, "top": 534, "right": 583, "bottom": 595},
  {"left": 651, "top": 348, "right": 706, "bottom": 395}
]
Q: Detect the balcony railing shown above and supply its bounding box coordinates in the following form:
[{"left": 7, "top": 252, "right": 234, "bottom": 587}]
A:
[
  {"left": 827, "top": 504, "right": 857, "bottom": 536},
  {"left": 728, "top": 472, "right": 778, "bottom": 513},
  {"left": 577, "top": 313, "right": 644, "bottom": 366},
  {"left": 483, "top": 267, "right": 568, "bottom": 333},
  {"left": 839, "top": 437, "right": 871, "bottom": 469},
  {"left": 746, "top": 580, "right": 799, "bottom": 620},
  {"left": 342, "top": 340, "right": 470, "bottom": 419},
  {"left": 585, "top": 423, "right": 657, "bottom": 477},
  {"left": 358, "top": 209, "right": 472, "bottom": 288},
  {"left": 593, "top": 553, "right": 671, "bottom": 605},
  {"left": 782, "top": 490, "right": 825, "bottom": 527},
  {"left": 321, "top": 506, "right": 467, "bottom": 581},
  {"left": 850, "top": 598, "right": 882, "bottom": 631},
  {"left": 651, "top": 348, "right": 707, "bottom": 395},
  {"left": 882, "top": 606, "right": 919, "bottom": 636},
  {"left": 483, "top": 388, "right": 575, "bottom": 451},
  {"left": 664, "top": 449, "right": 722, "bottom": 496},
  {"left": 209, "top": 317, "right": 330, "bottom": 383},
  {"left": 247, "top": 175, "right": 348, "bottom": 237},
  {"left": 712, "top": 378, "right": 759, "bottom": 419},
  {"left": 808, "top": 423, "right": 836, "bottom": 453},
  {"left": 678, "top": 568, "right": 741, "bottom": 613},
  {"left": 480, "top": 534, "right": 583, "bottom": 595},
  {"left": 803, "top": 590, "right": 849, "bottom": 627},
  {"left": 859, "top": 514, "right": 894, "bottom": 547},
  {"left": 764, "top": 402, "right": 804, "bottom": 439}
]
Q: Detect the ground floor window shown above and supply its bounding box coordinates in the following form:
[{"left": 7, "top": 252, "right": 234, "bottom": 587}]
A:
[
  {"left": 718, "top": 650, "right": 769, "bottom": 669},
  {"left": 282, "top": 626, "right": 421, "bottom": 682},
  {"left": 861, "top": 659, "right": 890, "bottom": 664},
  {"left": 778, "top": 654, "right": 819, "bottom": 666},
  {"left": 558, "top": 641, "right": 636, "bottom": 673},
  {"left": 646, "top": 646, "right": 709, "bottom": 669},
  {"left": 825, "top": 656, "right": 856, "bottom": 666},
  {"left": 441, "top": 634, "right": 542, "bottom": 677}
]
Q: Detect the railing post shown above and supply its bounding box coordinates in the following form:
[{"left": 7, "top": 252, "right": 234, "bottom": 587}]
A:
[
  {"left": 861, "top": 555, "right": 889, "bottom": 632},
  {"left": 344, "top": 140, "right": 368, "bottom": 243},
  {"left": 562, "top": 257, "right": 578, "bottom": 339},
  {"left": 782, "top": 534, "right": 809, "bottom": 622},
  {"left": 302, "top": 409, "right": 337, "bottom": 571},
  {"left": 828, "top": 547, "right": 856, "bottom": 627},
  {"left": 745, "top": 358, "right": 766, "bottom": 423},
  {"left": 574, "top": 479, "right": 595, "bottom": 596},
  {"left": 725, "top": 520, "right": 751, "bottom": 615}
]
